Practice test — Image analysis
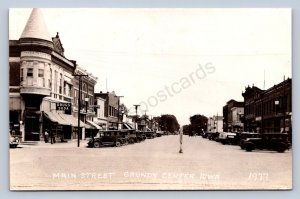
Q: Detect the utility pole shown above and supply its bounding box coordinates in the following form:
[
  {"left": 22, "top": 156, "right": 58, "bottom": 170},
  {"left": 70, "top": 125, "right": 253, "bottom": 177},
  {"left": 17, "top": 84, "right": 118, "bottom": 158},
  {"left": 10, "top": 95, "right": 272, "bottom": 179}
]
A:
[
  {"left": 133, "top": 105, "right": 140, "bottom": 130},
  {"left": 144, "top": 110, "right": 147, "bottom": 131},
  {"left": 73, "top": 74, "right": 88, "bottom": 147},
  {"left": 116, "top": 95, "right": 124, "bottom": 130},
  {"left": 216, "top": 112, "right": 218, "bottom": 133}
]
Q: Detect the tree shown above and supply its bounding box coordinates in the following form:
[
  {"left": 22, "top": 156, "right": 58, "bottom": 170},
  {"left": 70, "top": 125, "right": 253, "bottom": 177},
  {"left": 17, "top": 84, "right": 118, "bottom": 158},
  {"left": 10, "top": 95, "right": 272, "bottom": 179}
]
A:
[
  {"left": 182, "top": 124, "right": 191, "bottom": 135},
  {"left": 159, "top": 114, "right": 180, "bottom": 133},
  {"left": 189, "top": 114, "right": 208, "bottom": 133}
]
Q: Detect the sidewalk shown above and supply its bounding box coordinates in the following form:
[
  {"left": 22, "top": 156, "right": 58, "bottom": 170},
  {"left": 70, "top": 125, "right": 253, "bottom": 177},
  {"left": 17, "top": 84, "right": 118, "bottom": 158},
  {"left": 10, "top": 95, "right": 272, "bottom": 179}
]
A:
[{"left": 18, "top": 139, "right": 89, "bottom": 148}]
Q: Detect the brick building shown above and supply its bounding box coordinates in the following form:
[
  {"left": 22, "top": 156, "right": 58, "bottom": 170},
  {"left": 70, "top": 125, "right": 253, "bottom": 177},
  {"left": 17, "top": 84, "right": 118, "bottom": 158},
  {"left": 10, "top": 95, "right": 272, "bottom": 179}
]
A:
[
  {"left": 222, "top": 99, "right": 244, "bottom": 132},
  {"left": 94, "top": 91, "right": 120, "bottom": 129},
  {"left": 9, "top": 8, "right": 97, "bottom": 141},
  {"left": 242, "top": 78, "right": 292, "bottom": 135}
]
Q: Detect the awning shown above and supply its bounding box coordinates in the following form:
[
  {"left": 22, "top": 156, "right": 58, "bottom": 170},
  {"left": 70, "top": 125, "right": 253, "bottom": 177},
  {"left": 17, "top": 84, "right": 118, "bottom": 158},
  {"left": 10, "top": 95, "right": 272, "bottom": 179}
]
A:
[
  {"left": 123, "top": 123, "right": 131, "bottom": 129},
  {"left": 128, "top": 123, "right": 135, "bottom": 129},
  {"left": 123, "top": 123, "right": 134, "bottom": 130},
  {"left": 86, "top": 120, "right": 101, "bottom": 129},
  {"left": 44, "top": 111, "right": 87, "bottom": 127},
  {"left": 44, "top": 111, "right": 69, "bottom": 126},
  {"left": 57, "top": 113, "right": 86, "bottom": 128}
]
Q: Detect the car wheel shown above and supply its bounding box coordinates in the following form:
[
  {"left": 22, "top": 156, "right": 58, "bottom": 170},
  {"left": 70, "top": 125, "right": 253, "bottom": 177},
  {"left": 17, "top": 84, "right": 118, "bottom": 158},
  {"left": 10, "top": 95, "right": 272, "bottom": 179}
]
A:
[
  {"left": 276, "top": 142, "right": 287, "bottom": 153},
  {"left": 115, "top": 141, "right": 121, "bottom": 147},
  {"left": 245, "top": 143, "right": 253, "bottom": 152},
  {"left": 93, "top": 141, "right": 101, "bottom": 148}
]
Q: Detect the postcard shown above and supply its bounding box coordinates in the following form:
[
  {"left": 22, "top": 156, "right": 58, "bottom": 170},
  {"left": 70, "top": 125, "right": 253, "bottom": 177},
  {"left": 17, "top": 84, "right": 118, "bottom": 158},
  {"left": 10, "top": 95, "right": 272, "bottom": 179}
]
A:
[{"left": 9, "top": 8, "right": 292, "bottom": 190}]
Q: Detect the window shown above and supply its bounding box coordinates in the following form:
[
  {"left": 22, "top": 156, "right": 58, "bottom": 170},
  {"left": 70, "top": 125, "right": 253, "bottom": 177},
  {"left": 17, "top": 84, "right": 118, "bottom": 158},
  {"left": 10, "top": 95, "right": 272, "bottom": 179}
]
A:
[
  {"left": 20, "top": 68, "right": 23, "bottom": 81},
  {"left": 49, "top": 68, "right": 52, "bottom": 89},
  {"left": 27, "top": 68, "right": 33, "bottom": 77},
  {"left": 54, "top": 71, "right": 58, "bottom": 93},
  {"left": 59, "top": 74, "right": 63, "bottom": 94},
  {"left": 74, "top": 90, "right": 78, "bottom": 105},
  {"left": 38, "top": 69, "right": 44, "bottom": 77},
  {"left": 83, "top": 83, "right": 87, "bottom": 92}
]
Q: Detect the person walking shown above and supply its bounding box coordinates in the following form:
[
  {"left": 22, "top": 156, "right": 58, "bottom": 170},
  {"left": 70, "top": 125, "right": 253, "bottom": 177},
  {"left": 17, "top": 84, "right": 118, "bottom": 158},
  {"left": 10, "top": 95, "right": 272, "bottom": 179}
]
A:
[
  {"left": 44, "top": 129, "right": 49, "bottom": 143},
  {"left": 49, "top": 130, "right": 54, "bottom": 144}
]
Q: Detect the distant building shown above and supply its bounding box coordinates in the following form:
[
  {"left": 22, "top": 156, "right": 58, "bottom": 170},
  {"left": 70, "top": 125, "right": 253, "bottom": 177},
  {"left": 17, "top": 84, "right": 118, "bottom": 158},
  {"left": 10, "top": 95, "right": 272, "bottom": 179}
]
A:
[
  {"left": 207, "top": 115, "right": 223, "bottom": 133},
  {"left": 94, "top": 91, "right": 120, "bottom": 129},
  {"left": 242, "top": 78, "right": 292, "bottom": 134},
  {"left": 93, "top": 97, "right": 108, "bottom": 130},
  {"left": 223, "top": 99, "right": 244, "bottom": 132}
]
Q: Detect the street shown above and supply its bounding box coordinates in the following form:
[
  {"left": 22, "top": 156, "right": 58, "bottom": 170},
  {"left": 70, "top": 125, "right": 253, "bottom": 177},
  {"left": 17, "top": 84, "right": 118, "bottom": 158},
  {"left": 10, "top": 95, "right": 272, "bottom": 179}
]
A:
[{"left": 10, "top": 135, "right": 292, "bottom": 190}]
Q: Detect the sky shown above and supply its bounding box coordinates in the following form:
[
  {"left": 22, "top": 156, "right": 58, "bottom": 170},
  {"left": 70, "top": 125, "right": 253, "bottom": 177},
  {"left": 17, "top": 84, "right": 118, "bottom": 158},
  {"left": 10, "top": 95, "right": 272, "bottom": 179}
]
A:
[{"left": 9, "top": 8, "right": 291, "bottom": 126}]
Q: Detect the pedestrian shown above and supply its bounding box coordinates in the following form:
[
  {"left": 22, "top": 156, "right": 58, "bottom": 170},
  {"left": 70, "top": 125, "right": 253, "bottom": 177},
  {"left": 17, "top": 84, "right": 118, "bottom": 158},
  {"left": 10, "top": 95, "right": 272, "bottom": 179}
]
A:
[
  {"left": 49, "top": 130, "right": 54, "bottom": 144},
  {"left": 44, "top": 129, "right": 49, "bottom": 143}
]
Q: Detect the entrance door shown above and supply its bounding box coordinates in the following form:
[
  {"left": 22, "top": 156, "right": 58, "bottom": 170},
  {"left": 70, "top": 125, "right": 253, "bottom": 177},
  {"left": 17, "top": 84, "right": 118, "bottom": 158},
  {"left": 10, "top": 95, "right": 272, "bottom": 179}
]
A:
[{"left": 25, "top": 113, "right": 40, "bottom": 141}]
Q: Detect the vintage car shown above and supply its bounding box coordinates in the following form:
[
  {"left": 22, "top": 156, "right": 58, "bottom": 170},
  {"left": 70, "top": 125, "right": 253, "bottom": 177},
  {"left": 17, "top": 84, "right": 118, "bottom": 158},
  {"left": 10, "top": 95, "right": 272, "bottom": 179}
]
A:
[
  {"left": 9, "top": 133, "right": 20, "bottom": 148},
  {"left": 219, "top": 132, "right": 238, "bottom": 145},
  {"left": 144, "top": 131, "right": 157, "bottom": 139},
  {"left": 201, "top": 131, "right": 210, "bottom": 139},
  {"left": 242, "top": 133, "right": 290, "bottom": 153},
  {"left": 239, "top": 132, "right": 261, "bottom": 149},
  {"left": 208, "top": 132, "right": 220, "bottom": 141},
  {"left": 136, "top": 130, "right": 147, "bottom": 141},
  {"left": 156, "top": 131, "right": 164, "bottom": 137},
  {"left": 125, "top": 129, "right": 139, "bottom": 143},
  {"left": 87, "top": 130, "right": 125, "bottom": 148}
]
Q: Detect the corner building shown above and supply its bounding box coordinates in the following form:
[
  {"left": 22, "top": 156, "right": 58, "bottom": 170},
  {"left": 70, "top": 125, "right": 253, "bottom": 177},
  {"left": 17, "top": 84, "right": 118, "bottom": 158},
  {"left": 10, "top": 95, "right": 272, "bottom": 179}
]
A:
[{"left": 9, "top": 9, "right": 97, "bottom": 141}]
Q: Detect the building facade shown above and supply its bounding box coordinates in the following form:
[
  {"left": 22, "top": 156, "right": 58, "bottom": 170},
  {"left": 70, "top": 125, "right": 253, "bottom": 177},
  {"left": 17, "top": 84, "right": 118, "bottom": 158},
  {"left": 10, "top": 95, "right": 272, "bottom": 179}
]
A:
[
  {"left": 223, "top": 99, "right": 244, "bottom": 132},
  {"left": 242, "top": 78, "right": 292, "bottom": 135},
  {"left": 94, "top": 91, "right": 120, "bottom": 129},
  {"left": 207, "top": 115, "right": 223, "bottom": 133},
  {"left": 93, "top": 97, "right": 108, "bottom": 130},
  {"left": 9, "top": 8, "right": 97, "bottom": 141}
]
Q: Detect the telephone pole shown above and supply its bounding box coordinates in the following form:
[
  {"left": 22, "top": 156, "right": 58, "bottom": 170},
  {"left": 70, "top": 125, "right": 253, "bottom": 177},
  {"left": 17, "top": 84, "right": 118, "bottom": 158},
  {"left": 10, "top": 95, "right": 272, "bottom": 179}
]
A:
[
  {"left": 73, "top": 73, "right": 88, "bottom": 147},
  {"left": 133, "top": 104, "right": 140, "bottom": 130},
  {"left": 116, "top": 95, "right": 124, "bottom": 130}
]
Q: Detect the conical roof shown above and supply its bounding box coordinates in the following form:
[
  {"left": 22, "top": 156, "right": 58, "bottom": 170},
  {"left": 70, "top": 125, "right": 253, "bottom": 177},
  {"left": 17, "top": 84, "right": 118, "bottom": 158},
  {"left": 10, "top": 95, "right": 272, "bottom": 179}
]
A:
[{"left": 20, "top": 8, "right": 52, "bottom": 41}]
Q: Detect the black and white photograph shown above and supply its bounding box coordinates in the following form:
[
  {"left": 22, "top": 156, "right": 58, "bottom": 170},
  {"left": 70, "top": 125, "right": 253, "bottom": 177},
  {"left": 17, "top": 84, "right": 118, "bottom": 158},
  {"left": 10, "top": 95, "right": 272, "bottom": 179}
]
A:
[{"left": 9, "top": 8, "right": 292, "bottom": 190}]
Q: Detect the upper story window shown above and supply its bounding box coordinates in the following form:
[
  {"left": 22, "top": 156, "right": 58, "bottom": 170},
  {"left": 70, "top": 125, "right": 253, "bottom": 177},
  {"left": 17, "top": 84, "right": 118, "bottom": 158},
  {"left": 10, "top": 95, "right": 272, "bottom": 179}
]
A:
[
  {"left": 49, "top": 69, "right": 52, "bottom": 89},
  {"left": 54, "top": 71, "right": 58, "bottom": 93},
  {"left": 20, "top": 68, "right": 23, "bottom": 81},
  {"left": 38, "top": 69, "right": 44, "bottom": 77},
  {"left": 27, "top": 68, "right": 33, "bottom": 77},
  {"left": 82, "top": 83, "right": 87, "bottom": 93}
]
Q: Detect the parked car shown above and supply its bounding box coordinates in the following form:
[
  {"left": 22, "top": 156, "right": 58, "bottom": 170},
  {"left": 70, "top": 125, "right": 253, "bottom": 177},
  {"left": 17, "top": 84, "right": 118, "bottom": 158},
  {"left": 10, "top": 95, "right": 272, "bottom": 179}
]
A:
[
  {"left": 87, "top": 130, "right": 125, "bottom": 148},
  {"left": 144, "top": 131, "right": 157, "bottom": 139},
  {"left": 242, "top": 133, "right": 290, "bottom": 153},
  {"left": 126, "top": 129, "right": 139, "bottom": 143},
  {"left": 202, "top": 131, "right": 211, "bottom": 139},
  {"left": 9, "top": 133, "right": 20, "bottom": 148},
  {"left": 156, "top": 131, "right": 164, "bottom": 137},
  {"left": 208, "top": 132, "right": 220, "bottom": 141},
  {"left": 239, "top": 132, "right": 261, "bottom": 149},
  {"left": 219, "top": 132, "right": 238, "bottom": 145},
  {"left": 136, "top": 130, "right": 147, "bottom": 141}
]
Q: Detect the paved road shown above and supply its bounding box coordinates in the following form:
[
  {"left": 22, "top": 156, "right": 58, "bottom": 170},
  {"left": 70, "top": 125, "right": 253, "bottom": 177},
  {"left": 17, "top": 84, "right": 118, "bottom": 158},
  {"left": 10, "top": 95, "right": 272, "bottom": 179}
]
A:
[{"left": 10, "top": 135, "right": 292, "bottom": 190}]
